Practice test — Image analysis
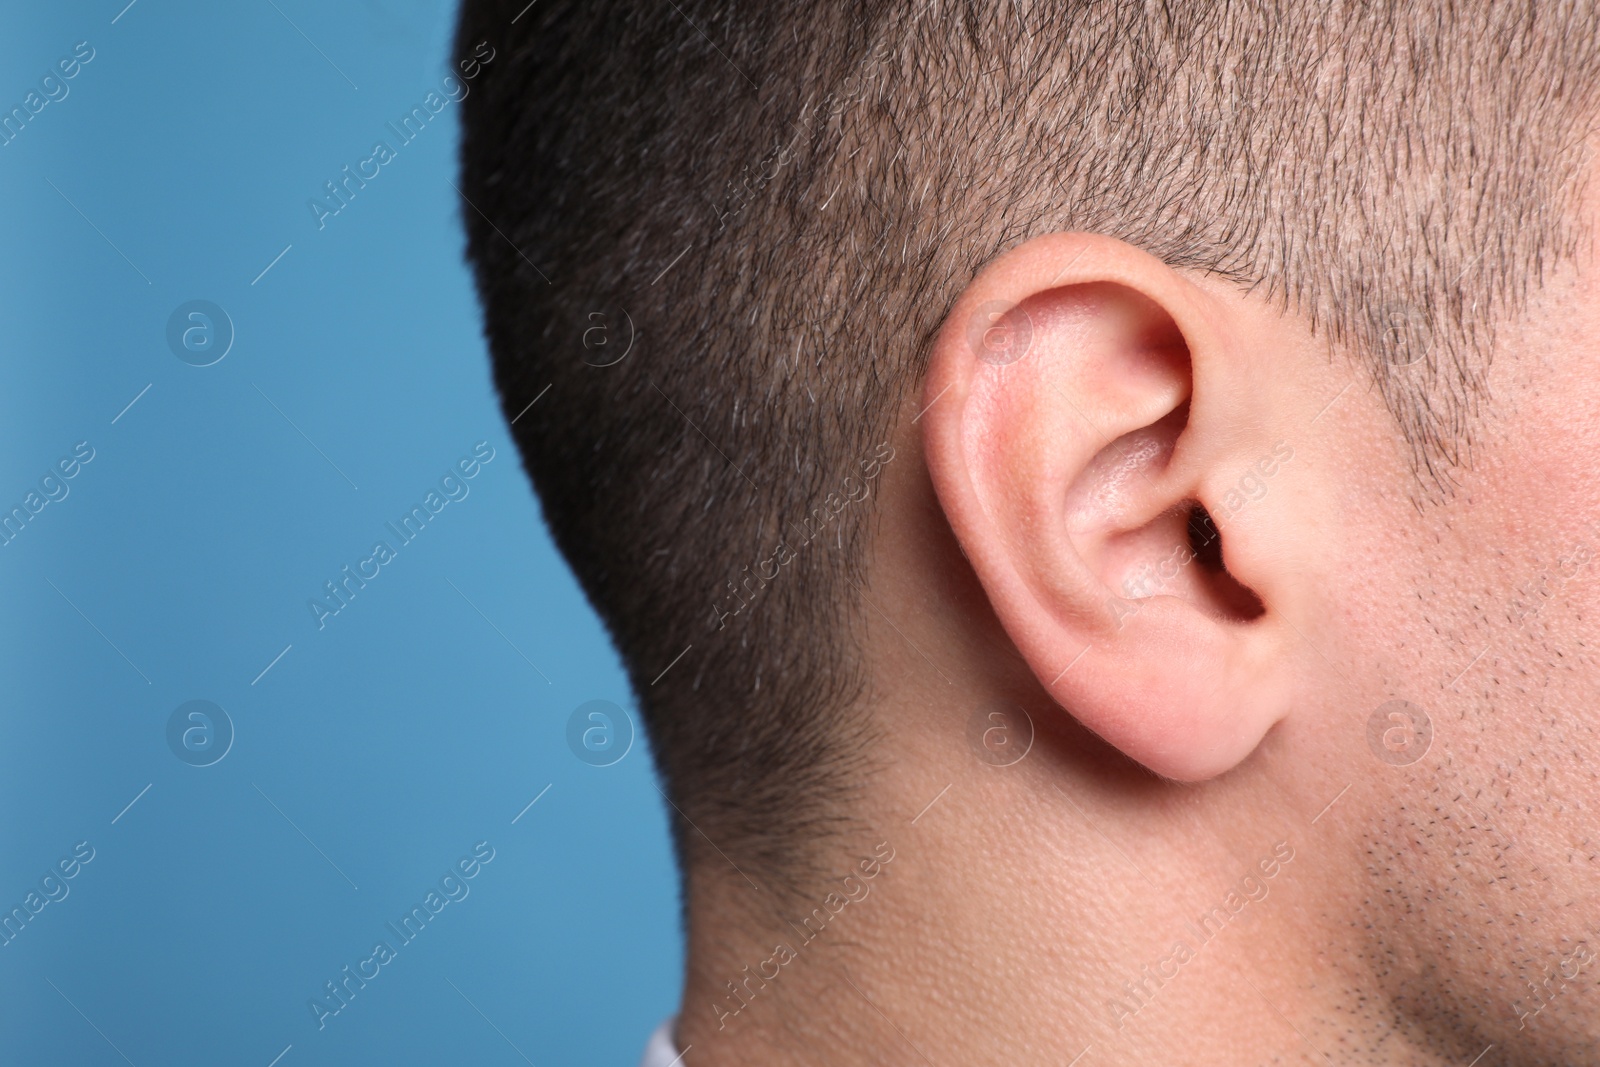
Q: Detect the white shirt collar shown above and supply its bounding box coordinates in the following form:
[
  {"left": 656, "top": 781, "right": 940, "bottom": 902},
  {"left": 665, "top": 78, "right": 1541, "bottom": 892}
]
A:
[{"left": 638, "top": 1018, "right": 680, "bottom": 1067}]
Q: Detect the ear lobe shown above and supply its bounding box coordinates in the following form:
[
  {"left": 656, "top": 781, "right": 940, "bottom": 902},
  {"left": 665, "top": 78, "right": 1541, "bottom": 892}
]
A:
[{"left": 921, "top": 234, "right": 1290, "bottom": 781}]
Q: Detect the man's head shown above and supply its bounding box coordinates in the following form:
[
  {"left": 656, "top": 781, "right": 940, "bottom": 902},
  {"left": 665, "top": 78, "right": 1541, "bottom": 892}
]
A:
[{"left": 456, "top": 1, "right": 1600, "bottom": 1061}]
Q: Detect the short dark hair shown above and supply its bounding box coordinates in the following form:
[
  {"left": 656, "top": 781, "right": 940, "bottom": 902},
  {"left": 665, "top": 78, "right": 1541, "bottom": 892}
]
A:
[{"left": 453, "top": 0, "right": 1599, "bottom": 889}]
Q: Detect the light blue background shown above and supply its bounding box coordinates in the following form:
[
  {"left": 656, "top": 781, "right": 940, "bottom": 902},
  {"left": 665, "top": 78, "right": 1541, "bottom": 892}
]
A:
[{"left": 0, "top": 2, "right": 681, "bottom": 1064}]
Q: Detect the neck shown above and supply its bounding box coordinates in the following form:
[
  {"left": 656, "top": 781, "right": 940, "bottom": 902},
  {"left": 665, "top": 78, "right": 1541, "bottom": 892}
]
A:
[{"left": 671, "top": 715, "right": 1471, "bottom": 1066}]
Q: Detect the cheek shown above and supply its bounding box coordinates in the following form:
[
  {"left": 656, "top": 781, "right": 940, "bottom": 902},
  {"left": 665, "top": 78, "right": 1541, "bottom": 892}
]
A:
[{"left": 1320, "top": 336, "right": 1600, "bottom": 1043}]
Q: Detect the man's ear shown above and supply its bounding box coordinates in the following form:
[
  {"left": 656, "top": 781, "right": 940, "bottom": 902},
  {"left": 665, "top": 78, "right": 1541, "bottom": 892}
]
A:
[{"left": 922, "top": 233, "right": 1293, "bottom": 781}]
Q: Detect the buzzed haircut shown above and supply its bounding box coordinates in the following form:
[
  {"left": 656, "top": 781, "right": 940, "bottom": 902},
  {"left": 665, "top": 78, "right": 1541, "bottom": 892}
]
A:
[{"left": 453, "top": 0, "right": 1600, "bottom": 890}]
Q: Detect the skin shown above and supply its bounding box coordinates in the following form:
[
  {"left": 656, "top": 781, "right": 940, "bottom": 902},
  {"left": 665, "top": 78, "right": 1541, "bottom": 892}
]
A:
[{"left": 671, "top": 174, "right": 1600, "bottom": 1063}]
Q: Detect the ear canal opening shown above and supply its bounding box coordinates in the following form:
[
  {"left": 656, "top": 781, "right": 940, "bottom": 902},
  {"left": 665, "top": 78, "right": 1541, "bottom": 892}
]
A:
[{"left": 1186, "top": 503, "right": 1266, "bottom": 621}]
